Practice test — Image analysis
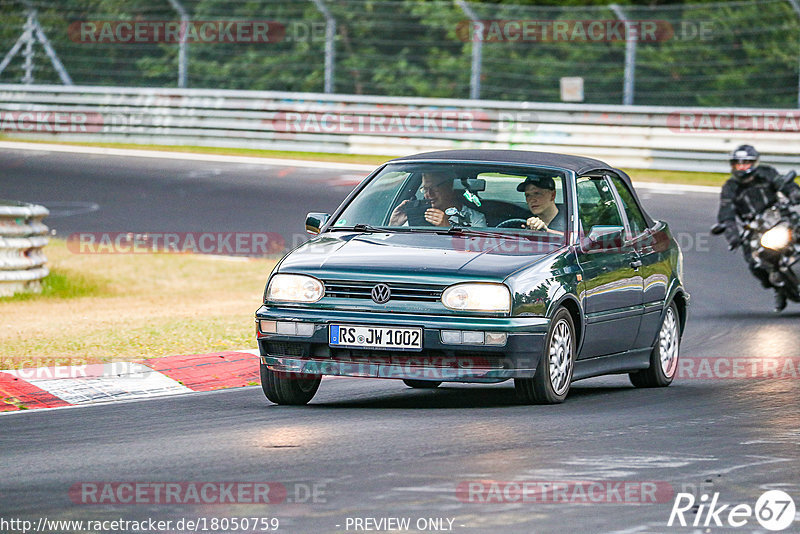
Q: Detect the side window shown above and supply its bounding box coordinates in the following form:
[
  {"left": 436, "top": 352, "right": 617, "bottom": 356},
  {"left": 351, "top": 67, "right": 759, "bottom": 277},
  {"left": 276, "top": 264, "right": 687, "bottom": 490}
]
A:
[
  {"left": 609, "top": 175, "right": 648, "bottom": 236},
  {"left": 475, "top": 173, "right": 565, "bottom": 229},
  {"left": 576, "top": 176, "right": 623, "bottom": 233}
]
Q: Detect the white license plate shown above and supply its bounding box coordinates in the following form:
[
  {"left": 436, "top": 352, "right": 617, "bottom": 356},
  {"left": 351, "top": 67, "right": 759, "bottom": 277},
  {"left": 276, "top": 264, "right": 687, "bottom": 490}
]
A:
[{"left": 329, "top": 325, "right": 422, "bottom": 351}]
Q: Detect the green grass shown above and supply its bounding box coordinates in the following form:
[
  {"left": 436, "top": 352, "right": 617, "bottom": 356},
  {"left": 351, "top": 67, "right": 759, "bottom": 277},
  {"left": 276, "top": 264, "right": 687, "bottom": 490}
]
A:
[
  {"left": 4, "top": 314, "right": 259, "bottom": 359},
  {"left": 3, "top": 268, "right": 110, "bottom": 301},
  {"left": 0, "top": 238, "right": 277, "bottom": 360},
  {"left": 622, "top": 168, "right": 727, "bottom": 187}
]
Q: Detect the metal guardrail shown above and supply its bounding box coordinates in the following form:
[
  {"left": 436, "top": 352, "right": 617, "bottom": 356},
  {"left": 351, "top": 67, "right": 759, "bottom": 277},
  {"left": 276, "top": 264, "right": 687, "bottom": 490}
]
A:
[
  {"left": 0, "top": 200, "right": 49, "bottom": 297},
  {"left": 1, "top": 84, "right": 800, "bottom": 173}
]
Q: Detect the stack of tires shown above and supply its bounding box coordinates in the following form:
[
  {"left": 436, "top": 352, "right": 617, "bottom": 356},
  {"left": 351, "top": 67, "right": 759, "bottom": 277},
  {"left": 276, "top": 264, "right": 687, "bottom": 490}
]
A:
[{"left": 0, "top": 200, "right": 49, "bottom": 297}]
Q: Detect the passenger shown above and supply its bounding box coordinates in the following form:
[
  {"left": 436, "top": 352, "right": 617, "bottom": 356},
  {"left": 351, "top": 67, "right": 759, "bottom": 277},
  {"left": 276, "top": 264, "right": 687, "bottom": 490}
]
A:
[
  {"left": 518, "top": 176, "right": 565, "bottom": 235},
  {"left": 389, "top": 172, "right": 486, "bottom": 227}
]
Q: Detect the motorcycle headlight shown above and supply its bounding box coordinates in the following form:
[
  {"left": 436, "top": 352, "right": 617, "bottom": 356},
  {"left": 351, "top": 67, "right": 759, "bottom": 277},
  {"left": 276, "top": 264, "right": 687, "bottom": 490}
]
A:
[
  {"left": 441, "top": 283, "right": 511, "bottom": 313},
  {"left": 760, "top": 224, "right": 792, "bottom": 250},
  {"left": 266, "top": 274, "right": 324, "bottom": 303}
]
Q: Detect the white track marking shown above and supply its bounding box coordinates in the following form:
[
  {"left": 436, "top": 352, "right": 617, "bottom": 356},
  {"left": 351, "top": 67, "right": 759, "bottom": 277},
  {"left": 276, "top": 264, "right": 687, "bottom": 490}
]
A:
[
  {"left": 0, "top": 141, "right": 721, "bottom": 194},
  {"left": 3, "top": 362, "right": 192, "bottom": 404},
  {"left": 0, "top": 141, "right": 376, "bottom": 171}
]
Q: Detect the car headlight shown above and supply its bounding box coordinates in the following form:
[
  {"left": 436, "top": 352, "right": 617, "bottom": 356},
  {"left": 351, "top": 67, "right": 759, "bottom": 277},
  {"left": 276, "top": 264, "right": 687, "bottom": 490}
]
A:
[
  {"left": 441, "top": 283, "right": 511, "bottom": 313},
  {"left": 266, "top": 274, "right": 324, "bottom": 303},
  {"left": 761, "top": 224, "right": 792, "bottom": 250}
]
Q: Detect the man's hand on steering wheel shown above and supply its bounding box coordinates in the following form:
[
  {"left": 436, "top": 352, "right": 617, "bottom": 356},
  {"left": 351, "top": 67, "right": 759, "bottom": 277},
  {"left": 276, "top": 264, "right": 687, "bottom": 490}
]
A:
[{"left": 525, "top": 216, "right": 548, "bottom": 231}]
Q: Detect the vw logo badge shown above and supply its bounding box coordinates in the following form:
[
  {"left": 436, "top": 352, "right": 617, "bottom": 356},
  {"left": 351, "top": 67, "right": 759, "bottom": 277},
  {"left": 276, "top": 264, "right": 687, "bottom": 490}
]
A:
[{"left": 371, "top": 283, "right": 391, "bottom": 304}]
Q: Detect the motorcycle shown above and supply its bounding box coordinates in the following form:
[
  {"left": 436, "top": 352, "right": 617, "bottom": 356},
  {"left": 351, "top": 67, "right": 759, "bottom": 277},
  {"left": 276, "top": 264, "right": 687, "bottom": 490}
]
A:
[{"left": 711, "top": 171, "right": 800, "bottom": 306}]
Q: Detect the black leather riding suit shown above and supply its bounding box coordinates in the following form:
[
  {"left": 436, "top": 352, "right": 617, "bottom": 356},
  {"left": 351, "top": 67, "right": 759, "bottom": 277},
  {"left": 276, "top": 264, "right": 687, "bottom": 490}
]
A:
[{"left": 717, "top": 165, "right": 800, "bottom": 286}]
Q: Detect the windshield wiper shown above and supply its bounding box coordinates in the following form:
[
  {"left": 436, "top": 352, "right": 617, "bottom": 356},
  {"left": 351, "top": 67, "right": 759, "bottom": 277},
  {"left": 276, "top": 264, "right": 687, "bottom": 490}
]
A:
[
  {"left": 328, "top": 224, "right": 418, "bottom": 233},
  {"left": 441, "top": 226, "right": 525, "bottom": 238},
  {"left": 327, "top": 224, "right": 384, "bottom": 233},
  {"left": 353, "top": 223, "right": 381, "bottom": 232},
  {"left": 404, "top": 226, "right": 510, "bottom": 237},
  {"left": 448, "top": 227, "right": 563, "bottom": 243}
]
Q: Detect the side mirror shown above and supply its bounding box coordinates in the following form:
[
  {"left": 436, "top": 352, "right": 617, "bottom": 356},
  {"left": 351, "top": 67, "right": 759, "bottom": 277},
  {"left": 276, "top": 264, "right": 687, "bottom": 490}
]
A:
[
  {"left": 585, "top": 225, "right": 625, "bottom": 251},
  {"left": 305, "top": 212, "right": 330, "bottom": 235},
  {"left": 710, "top": 223, "right": 727, "bottom": 235}
]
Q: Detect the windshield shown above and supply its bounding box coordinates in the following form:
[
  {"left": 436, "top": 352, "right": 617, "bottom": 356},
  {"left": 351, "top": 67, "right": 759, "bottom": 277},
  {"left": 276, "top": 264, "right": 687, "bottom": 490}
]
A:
[{"left": 330, "top": 162, "right": 569, "bottom": 244}]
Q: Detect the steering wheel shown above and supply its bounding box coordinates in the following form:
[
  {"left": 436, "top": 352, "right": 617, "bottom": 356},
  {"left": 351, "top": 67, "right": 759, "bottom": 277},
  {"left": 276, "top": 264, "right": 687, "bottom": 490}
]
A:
[{"left": 496, "top": 218, "right": 528, "bottom": 229}]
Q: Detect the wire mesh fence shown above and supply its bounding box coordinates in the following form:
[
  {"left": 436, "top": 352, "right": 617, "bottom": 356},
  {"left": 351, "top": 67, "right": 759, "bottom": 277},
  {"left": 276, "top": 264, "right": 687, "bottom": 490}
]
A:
[{"left": 0, "top": 0, "right": 798, "bottom": 107}]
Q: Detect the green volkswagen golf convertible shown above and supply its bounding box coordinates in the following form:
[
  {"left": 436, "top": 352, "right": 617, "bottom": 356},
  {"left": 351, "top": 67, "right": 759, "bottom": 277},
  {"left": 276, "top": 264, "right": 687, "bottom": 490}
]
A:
[{"left": 255, "top": 150, "right": 688, "bottom": 405}]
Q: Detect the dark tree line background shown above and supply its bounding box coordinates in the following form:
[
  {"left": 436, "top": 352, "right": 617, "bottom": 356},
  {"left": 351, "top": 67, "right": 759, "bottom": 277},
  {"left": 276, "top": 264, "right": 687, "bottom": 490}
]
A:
[{"left": 0, "top": 0, "right": 796, "bottom": 107}]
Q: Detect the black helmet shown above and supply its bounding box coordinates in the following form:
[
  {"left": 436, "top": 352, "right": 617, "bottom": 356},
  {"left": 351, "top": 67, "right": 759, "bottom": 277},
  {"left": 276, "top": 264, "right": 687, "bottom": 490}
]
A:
[{"left": 729, "top": 144, "right": 759, "bottom": 180}]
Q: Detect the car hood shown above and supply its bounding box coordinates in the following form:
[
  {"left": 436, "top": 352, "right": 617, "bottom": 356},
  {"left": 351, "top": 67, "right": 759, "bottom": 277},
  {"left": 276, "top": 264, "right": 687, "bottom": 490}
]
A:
[{"left": 277, "top": 231, "right": 561, "bottom": 281}]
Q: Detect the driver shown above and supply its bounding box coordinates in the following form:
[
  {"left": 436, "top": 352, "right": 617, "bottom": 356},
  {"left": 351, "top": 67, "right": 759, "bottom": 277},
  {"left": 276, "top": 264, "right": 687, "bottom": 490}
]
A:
[
  {"left": 389, "top": 172, "right": 486, "bottom": 227},
  {"left": 518, "top": 176, "right": 565, "bottom": 235}
]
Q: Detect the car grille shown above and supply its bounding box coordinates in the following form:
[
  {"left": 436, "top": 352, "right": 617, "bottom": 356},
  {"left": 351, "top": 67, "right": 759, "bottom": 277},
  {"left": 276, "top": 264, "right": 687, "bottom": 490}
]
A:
[
  {"left": 266, "top": 342, "right": 305, "bottom": 357},
  {"left": 322, "top": 280, "right": 445, "bottom": 302}
]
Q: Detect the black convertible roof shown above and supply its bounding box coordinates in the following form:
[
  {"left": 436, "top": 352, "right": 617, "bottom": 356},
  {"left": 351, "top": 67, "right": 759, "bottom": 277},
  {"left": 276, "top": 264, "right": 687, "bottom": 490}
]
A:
[
  {"left": 389, "top": 149, "right": 654, "bottom": 227},
  {"left": 391, "top": 149, "right": 614, "bottom": 176}
]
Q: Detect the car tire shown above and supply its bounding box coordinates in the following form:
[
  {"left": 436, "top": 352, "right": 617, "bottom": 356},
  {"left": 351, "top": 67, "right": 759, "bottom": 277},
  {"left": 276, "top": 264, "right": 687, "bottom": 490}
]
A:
[
  {"left": 402, "top": 379, "right": 442, "bottom": 389},
  {"left": 629, "top": 301, "right": 680, "bottom": 388},
  {"left": 260, "top": 363, "right": 321, "bottom": 405},
  {"left": 515, "top": 307, "right": 576, "bottom": 404}
]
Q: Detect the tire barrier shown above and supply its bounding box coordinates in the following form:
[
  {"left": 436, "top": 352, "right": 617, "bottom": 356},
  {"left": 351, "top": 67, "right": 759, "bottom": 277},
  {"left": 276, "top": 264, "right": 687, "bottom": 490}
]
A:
[{"left": 0, "top": 200, "right": 49, "bottom": 297}]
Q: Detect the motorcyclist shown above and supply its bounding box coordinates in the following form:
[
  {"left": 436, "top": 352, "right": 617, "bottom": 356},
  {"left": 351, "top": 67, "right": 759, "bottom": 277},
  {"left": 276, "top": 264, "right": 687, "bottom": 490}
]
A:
[{"left": 717, "top": 144, "right": 800, "bottom": 311}]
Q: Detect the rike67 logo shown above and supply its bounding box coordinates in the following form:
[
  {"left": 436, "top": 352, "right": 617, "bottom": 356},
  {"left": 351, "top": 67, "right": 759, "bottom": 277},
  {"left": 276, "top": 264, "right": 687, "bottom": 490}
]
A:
[{"left": 668, "top": 490, "right": 796, "bottom": 531}]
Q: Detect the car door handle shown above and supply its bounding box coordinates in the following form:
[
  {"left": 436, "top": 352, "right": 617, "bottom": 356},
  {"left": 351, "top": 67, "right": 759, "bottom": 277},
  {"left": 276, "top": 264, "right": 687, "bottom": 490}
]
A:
[{"left": 630, "top": 259, "right": 643, "bottom": 269}]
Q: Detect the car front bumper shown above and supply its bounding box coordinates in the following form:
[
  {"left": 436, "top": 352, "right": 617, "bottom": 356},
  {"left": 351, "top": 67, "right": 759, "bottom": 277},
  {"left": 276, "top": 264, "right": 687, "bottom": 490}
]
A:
[{"left": 255, "top": 306, "right": 549, "bottom": 382}]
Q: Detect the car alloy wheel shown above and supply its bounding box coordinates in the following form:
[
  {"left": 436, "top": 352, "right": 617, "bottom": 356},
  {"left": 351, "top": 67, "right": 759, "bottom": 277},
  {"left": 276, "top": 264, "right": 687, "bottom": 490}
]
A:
[
  {"left": 548, "top": 318, "right": 573, "bottom": 395},
  {"left": 630, "top": 300, "right": 681, "bottom": 388},
  {"left": 515, "top": 307, "right": 576, "bottom": 404},
  {"left": 658, "top": 305, "right": 679, "bottom": 379}
]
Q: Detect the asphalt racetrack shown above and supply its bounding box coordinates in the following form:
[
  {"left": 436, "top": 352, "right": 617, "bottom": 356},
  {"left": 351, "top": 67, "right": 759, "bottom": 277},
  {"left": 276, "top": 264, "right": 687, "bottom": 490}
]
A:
[{"left": 1, "top": 146, "right": 799, "bottom": 533}]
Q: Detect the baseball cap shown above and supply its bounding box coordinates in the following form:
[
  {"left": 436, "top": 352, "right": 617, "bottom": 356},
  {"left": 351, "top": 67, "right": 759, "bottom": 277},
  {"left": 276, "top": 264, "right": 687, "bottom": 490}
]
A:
[{"left": 517, "top": 175, "right": 556, "bottom": 192}]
